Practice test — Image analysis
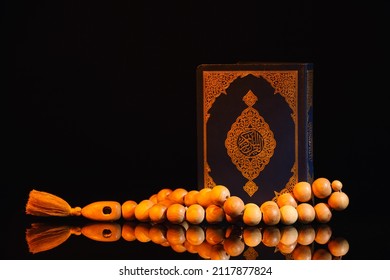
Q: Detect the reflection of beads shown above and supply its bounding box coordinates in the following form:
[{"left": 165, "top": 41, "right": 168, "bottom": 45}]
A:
[
  {"left": 108, "top": 222, "right": 350, "bottom": 260},
  {"left": 297, "top": 224, "right": 316, "bottom": 246},
  {"left": 26, "top": 221, "right": 349, "bottom": 260},
  {"left": 328, "top": 237, "right": 350, "bottom": 257},
  {"left": 315, "top": 224, "right": 332, "bottom": 244}
]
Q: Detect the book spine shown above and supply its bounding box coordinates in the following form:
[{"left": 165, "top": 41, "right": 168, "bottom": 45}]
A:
[{"left": 306, "top": 66, "right": 314, "bottom": 183}]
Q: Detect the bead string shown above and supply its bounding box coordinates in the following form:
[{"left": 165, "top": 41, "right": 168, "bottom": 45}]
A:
[
  {"left": 26, "top": 177, "right": 349, "bottom": 227},
  {"left": 121, "top": 178, "right": 348, "bottom": 226}
]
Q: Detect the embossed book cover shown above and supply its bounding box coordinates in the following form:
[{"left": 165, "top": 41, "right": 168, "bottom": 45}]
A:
[{"left": 196, "top": 63, "right": 314, "bottom": 205}]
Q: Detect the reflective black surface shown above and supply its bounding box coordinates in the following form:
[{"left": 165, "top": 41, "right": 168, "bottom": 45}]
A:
[
  {"left": 2, "top": 1, "right": 388, "bottom": 260},
  {"left": 16, "top": 215, "right": 354, "bottom": 260},
  {"left": 2, "top": 200, "right": 388, "bottom": 260},
  {"left": 24, "top": 221, "right": 342, "bottom": 259}
]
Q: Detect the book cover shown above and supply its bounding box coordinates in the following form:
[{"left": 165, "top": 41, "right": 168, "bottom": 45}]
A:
[{"left": 196, "top": 63, "right": 314, "bottom": 205}]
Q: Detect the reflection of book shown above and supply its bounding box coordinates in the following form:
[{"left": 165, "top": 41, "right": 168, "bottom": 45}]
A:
[{"left": 196, "top": 63, "right": 314, "bottom": 205}]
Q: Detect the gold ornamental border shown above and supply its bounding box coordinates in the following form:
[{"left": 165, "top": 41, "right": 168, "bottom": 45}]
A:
[{"left": 202, "top": 70, "right": 299, "bottom": 196}]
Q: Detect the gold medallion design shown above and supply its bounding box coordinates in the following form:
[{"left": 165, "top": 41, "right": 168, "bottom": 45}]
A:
[
  {"left": 202, "top": 70, "right": 302, "bottom": 199},
  {"left": 225, "top": 90, "right": 276, "bottom": 197}
]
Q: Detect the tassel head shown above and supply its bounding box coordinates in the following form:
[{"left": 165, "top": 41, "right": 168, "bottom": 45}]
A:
[{"left": 26, "top": 189, "right": 81, "bottom": 217}]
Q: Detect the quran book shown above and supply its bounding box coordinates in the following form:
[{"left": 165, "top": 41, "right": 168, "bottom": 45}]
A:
[{"left": 196, "top": 63, "right": 314, "bottom": 205}]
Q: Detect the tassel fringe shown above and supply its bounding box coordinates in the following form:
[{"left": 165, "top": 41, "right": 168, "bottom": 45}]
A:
[{"left": 26, "top": 189, "right": 82, "bottom": 217}]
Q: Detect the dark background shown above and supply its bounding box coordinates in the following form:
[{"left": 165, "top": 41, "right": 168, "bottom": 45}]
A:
[{"left": 2, "top": 1, "right": 388, "bottom": 260}]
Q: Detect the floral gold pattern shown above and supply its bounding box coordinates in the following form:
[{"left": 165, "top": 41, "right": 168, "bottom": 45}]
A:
[
  {"left": 225, "top": 90, "right": 276, "bottom": 197},
  {"left": 202, "top": 70, "right": 300, "bottom": 198}
]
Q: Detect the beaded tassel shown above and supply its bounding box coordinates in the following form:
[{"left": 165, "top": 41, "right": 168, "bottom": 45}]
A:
[
  {"left": 26, "top": 189, "right": 82, "bottom": 217},
  {"left": 25, "top": 177, "right": 349, "bottom": 225},
  {"left": 26, "top": 189, "right": 121, "bottom": 221}
]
